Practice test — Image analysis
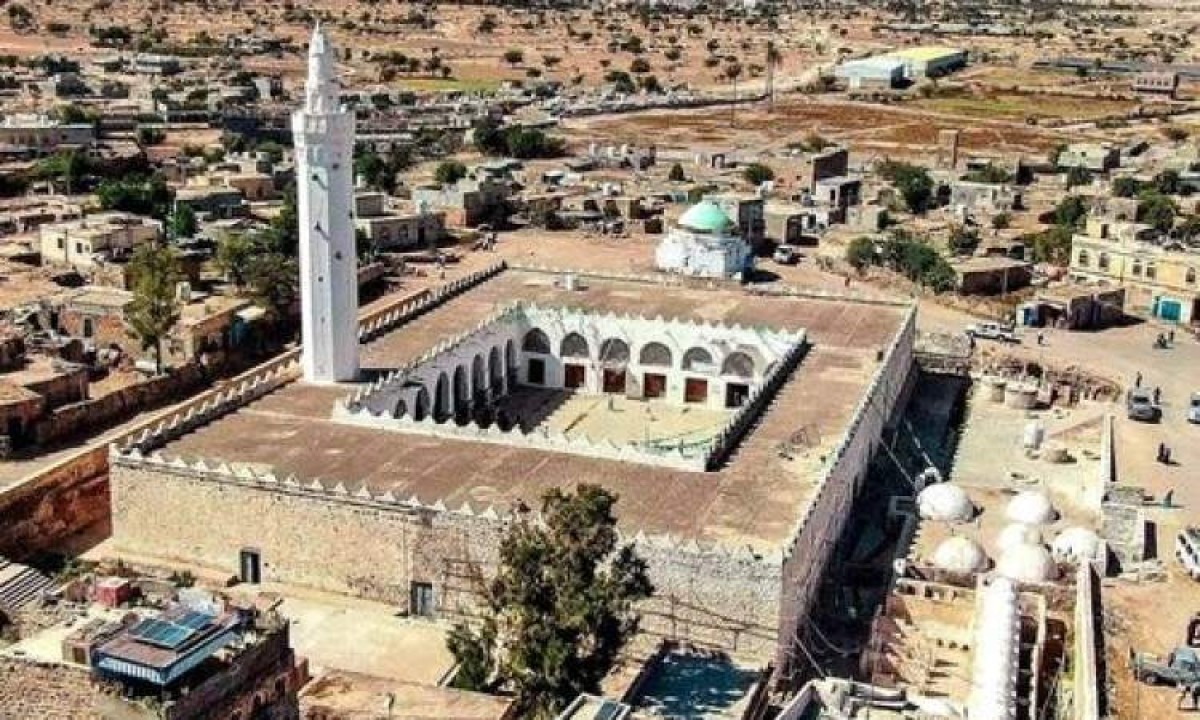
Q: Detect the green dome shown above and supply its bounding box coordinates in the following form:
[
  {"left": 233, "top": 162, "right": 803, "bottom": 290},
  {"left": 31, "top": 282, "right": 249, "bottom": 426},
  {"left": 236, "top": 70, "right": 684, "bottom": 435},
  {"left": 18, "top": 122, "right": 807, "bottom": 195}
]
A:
[{"left": 678, "top": 200, "right": 735, "bottom": 234}]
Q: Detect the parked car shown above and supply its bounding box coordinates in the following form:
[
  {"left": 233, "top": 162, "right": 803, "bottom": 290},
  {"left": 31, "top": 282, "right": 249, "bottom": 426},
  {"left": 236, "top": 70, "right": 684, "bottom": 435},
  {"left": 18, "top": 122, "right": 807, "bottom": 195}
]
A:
[
  {"left": 1132, "top": 646, "right": 1200, "bottom": 686},
  {"left": 1188, "top": 392, "right": 1200, "bottom": 424},
  {"left": 1126, "top": 387, "right": 1161, "bottom": 422},
  {"left": 772, "top": 245, "right": 801, "bottom": 265},
  {"left": 965, "top": 321, "right": 1019, "bottom": 343}
]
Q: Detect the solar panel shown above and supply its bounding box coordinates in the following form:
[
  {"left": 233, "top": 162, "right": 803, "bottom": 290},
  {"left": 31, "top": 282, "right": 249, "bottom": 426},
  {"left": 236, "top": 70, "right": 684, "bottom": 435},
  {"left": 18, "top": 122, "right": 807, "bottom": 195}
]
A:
[{"left": 128, "top": 612, "right": 216, "bottom": 650}]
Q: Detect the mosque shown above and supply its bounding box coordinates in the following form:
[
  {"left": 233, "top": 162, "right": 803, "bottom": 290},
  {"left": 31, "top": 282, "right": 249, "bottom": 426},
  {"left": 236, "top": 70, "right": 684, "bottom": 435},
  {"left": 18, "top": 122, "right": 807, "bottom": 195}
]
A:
[
  {"left": 106, "top": 26, "right": 917, "bottom": 682},
  {"left": 655, "top": 199, "right": 755, "bottom": 279}
]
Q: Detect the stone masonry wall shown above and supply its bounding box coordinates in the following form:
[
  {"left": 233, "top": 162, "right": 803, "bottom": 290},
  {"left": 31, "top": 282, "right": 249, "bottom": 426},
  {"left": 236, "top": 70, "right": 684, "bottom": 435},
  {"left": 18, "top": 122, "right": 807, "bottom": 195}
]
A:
[
  {"left": 0, "top": 445, "right": 109, "bottom": 559},
  {"left": 0, "top": 658, "right": 98, "bottom": 720},
  {"left": 774, "top": 305, "right": 917, "bottom": 682},
  {"left": 109, "top": 461, "right": 782, "bottom": 661}
]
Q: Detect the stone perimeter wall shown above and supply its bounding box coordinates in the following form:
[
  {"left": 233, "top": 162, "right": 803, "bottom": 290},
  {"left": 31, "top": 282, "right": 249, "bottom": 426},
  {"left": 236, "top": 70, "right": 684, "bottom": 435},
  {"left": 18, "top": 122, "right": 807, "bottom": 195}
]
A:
[
  {"left": 0, "top": 263, "right": 506, "bottom": 560},
  {"left": 109, "top": 455, "right": 783, "bottom": 660},
  {"left": 774, "top": 304, "right": 917, "bottom": 681}
]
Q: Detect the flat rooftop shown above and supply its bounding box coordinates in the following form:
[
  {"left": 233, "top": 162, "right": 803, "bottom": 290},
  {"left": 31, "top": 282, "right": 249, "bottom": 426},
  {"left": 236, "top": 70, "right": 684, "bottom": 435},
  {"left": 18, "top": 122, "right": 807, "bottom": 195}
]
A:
[{"left": 161, "top": 269, "right": 910, "bottom": 550}]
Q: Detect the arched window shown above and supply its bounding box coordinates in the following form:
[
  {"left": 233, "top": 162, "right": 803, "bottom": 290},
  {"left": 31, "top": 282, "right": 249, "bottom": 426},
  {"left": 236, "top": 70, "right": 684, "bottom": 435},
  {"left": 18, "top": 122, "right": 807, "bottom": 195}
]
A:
[
  {"left": 1076, "top": 249, "right": 1089, "bottom": 267},
  {"left": 1187, "top": 267, "right": 1197, "bottom": 285},
  {"left": 1131, "top": 260, "right": 1143, "bottom": 278},
  {"left": 721, "top": 351, "right": 756, "bottom": 378},
  {"left": 522, "top": 328, "right": 550, "bottom": 354},
  {"left": 1098, "top": 252, "right": 1110, "bottom": 271},
  {"left": 598, "top": 338, "right": 630, "bottom": 364},
  {"left": 682, "top": 347, "right": 714, "bottom": 372},
  {"left": 560, "top": 332, "right": 590, "bottom": 358},
  {"left": 638, "top": 341, "right": 672, "bottom": 367}
]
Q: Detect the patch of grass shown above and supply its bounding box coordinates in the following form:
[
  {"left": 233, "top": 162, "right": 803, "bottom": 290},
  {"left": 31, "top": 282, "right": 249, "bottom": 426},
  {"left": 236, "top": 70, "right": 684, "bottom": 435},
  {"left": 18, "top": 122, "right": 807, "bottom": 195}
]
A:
[{"left": 913, "top": 93, "right": 1133, "bottom": 121}]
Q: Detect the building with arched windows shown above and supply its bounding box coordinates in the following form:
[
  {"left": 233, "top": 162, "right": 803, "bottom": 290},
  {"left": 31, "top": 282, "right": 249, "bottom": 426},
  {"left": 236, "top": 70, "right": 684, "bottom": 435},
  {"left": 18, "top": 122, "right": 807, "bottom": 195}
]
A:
[
  {"left": 101, "top": 24, "right": 917, "bottom": 689},
  {"left": 108, "top": 264, "right": 916, "bottom": 681}
]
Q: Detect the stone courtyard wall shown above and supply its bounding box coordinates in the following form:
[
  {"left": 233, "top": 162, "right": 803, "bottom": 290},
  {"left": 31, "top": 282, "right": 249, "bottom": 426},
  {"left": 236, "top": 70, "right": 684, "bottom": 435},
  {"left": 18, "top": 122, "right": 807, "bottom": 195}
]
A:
[
  {"left": 109, "top": 457, "right": 782, "bottom": 660},
  {"left": 774, "top": 304, "right": 917, "bottom": 682}
]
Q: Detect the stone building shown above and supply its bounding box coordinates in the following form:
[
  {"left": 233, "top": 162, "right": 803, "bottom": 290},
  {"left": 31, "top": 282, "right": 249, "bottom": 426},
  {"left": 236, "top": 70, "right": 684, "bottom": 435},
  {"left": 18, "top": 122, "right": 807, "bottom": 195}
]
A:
[
  {"left": 108, "top": 265, "right": 915, "bottom": 683},
  {"left": 655, "top": 200, "right": 754, "bottom": 278},
  {"left": 38, "top": 213, "right": 161, "bottom": 270},
  {"left": 353, "top": 192, "right": 446, "bottom": 251},
  {"left": 103, "top": 25, "right": 918, "bottom": 690}
]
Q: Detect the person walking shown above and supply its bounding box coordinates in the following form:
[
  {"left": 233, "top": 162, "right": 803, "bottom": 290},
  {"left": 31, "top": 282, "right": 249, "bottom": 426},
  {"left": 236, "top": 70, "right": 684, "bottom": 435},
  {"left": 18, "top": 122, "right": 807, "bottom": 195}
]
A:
[{"left": 1135, "top": 371, "right": 1143, "bottom": 388}]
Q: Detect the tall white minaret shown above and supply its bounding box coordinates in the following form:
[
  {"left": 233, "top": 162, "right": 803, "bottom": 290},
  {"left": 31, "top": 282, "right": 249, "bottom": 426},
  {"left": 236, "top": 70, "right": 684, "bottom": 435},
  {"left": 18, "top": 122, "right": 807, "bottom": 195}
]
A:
[{"left": 293, "top": 24, "right": 359, "bottom": 383}]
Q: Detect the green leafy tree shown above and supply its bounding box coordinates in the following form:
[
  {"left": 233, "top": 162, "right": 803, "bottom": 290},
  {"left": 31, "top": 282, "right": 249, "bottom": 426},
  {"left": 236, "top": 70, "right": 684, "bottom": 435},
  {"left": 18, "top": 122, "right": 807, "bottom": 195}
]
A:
[
  {"left": 168, "top": 204, "right": 196, "bottom": 239},
  {"left": 1065, "top": 166, "right": 1092, "bottom": 189},
  {"left": 97, "top": 175, "right": 173, "bottom": 218},
  {"left": 878, "top": 161, "right": 934, "bottom": 214},
  {"left": 265, "top": 185, "right": 299, "bottom": 256},
  {"left": 1112, "top": 176, "right": 1142, "bottom": 198},
  {"left": 947, "top": 225, "right": 980, "bottom": 256},
  {"left": 435, "top": 160, "right": 468, "bottom": 185},
  {"left": 246, "top": 252, "right": 299, "bottom": 325},
  {"left": 1153, "top": 169, "right": 1181, "bottom": 196},
  {"left": 742, "top": 162, "right": 774, "bottom": 186},
  {"left": 1029, "top": 225, "right": 1074, "bottom": 265},
  {"left": 35, "top": 149, "right": 91, "bottom": 194},
  {"left": 125, "top": 244, "right": 181, "bottom": 374},
  {"left": 667, "top": 162, "right": 685, "bottom": 182},
  {"left": 215, "top": 232, "right": 256, "bottom": 289},
  {"left": 846, "top": 236, "right": 876, "bottom": 271},
  {"left": 1137, "top": 190, "right": 1178, "bottom": 233},
  {"left": 447, "top": 485, "right": 652, "bottom": 719},
  {"left": 1052, "top": 195, "right": 1088, "bottom": 228},
  {"left": 991, "top": 212, "right": 1011, "bottom": 230},
  {"left": 962, "top": 164, "right": 1011, "bottom": 184},
  {"left": 355, "top": 151, "right": 390, "bottom": 192}
]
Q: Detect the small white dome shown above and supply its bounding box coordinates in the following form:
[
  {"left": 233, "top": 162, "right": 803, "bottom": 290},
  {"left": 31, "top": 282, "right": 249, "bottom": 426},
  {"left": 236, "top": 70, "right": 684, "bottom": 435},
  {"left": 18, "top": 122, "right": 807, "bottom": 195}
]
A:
[
  {"left": 997, "top": 543, "right": 1057, "bottom": 583},
  {"left": 1052, "top": 527, "right": 1101, "bottom": 563},
  {"left": 1005, "top": 490, "right": 1056, "bottom": 526},
  {"left": 933, "top": 536, "right": 989, "bottom": 573},
  {"left": 996, "top": 522, "right": 1043, "bottom": 552},
  {"left": 919, "top": 483, "right": 974, "bottom": 523}
]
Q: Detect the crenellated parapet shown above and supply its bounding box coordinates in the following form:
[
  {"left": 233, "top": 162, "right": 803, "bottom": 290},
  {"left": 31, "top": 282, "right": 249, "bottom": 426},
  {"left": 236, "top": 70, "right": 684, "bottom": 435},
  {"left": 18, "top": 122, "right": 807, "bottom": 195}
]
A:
[{"left": 109, "top": 446, "right": 776, "bottom": 564}]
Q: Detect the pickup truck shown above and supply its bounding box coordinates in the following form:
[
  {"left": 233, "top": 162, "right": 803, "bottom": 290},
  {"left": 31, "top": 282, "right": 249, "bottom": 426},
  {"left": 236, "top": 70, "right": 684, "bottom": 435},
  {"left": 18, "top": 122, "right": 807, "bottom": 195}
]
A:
[
  {"left": 965, "top": 322, "right": 1019, "bottom": 343},
  {"left": 1132, "top": 646, "right": 1200, "bottom": 686}
]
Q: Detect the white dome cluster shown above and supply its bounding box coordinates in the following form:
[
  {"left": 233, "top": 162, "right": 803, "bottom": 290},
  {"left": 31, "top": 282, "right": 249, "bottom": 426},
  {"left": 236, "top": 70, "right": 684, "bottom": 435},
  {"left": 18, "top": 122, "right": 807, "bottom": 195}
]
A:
[
  {"left": 1052, "top": 527, "right": 1102, "bottom": 564},
  {"left": 919, "top": 483, "right": 974, "bottom": 523},
  {"left": 933, "top": 536, "right": 989, "bottom": 574},
  {"left": 1005, "top": 491, "right": 1057, "bottom": 526},
  {"left": 996, "top": 523, "right": 1043, "bottom": 553},
  {"left": 997, "top": 542, "right": 1058, "bottom": 583}
]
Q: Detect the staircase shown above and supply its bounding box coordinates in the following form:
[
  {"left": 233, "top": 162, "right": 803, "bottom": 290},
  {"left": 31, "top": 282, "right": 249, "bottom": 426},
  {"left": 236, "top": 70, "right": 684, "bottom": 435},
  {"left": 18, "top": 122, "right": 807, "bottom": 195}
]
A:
[{"left": 0, "top": 558, "right": 56, "bottom": 614}]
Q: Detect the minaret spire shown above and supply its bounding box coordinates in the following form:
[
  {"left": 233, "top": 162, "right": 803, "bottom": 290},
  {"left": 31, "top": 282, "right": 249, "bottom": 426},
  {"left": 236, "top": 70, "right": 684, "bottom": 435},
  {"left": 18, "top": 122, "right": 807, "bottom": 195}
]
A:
[
  {"left": 293, "top": 24, "right": 359, "bottom": 383},
  {"left": 305, "top": 23, "right": 339, "bottom": 115}
]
